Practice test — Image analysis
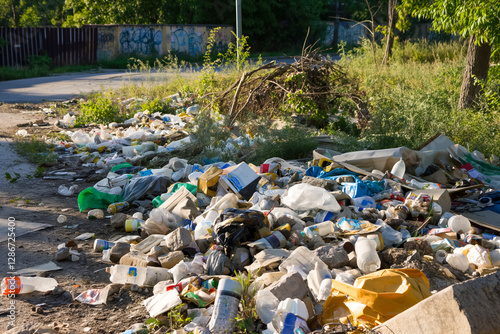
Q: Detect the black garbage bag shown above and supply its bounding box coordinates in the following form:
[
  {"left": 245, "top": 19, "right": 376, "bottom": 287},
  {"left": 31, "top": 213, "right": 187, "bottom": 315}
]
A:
[{"left": 212, "top": 208, "right": 271, "bottom": 256}]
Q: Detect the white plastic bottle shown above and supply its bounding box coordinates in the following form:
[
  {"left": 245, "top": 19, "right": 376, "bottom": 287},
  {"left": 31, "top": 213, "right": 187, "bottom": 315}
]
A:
[
  {"left": 209, "top": 278, "right": 242, "bottom": 334},
  {"left": 106, "top": 265, "right": 172, "bottom": 286},
  {"left": 448, "top": 215, "right": 471, "bottom": 233},
  {"left": 2, "top": 276, "right": 58, "bottom": 295},
  {"left": 307, "top": 262, "right": 332, "bottom": 302},
  {"left": 391, "top": 158, "right": 406, "bottom": 179},
  {"left": 303, "top": 221, "right": 335, "bottom": 239},
  {"left": 355, "top": 237, "right": 381, "bottom": 273},
  {"left": 255, "top": 290, "right": 280, "bottom": 325}
]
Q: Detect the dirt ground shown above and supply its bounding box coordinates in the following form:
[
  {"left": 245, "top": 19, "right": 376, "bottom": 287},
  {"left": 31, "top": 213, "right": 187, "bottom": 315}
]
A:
[{"left": 0, "top": 103, "right": 150, "bottom": 334}]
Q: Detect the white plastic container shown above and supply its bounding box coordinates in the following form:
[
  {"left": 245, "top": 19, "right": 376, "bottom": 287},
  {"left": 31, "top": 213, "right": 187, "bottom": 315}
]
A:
[
  {"left": 355, "top": 237, "right": 381, "bottom": 273},
  {"left": 391, "top": 158, "right": 406, "bottom": 179},
  {"left": 107, "top": 265, "right": 172, "bottom": 287},
  {"left": 446, "top": 253, "right": 469, "bottom": 272},
  {"left": 303, "top": 221, "right": 335, "bottom": 239},
  {"left": 209, "top": 279, "right": 242, "bottom": 334},
  {"left": 278, "top": 246, "right": 329, "bottom": 278},
  {"left": 194, "top": 220, "right": 212, "bottom": 240},
  {"left": 271, "top": 298, "right": 309, "bottom": 333},
  {"left": 2, "top": 276, "right": 58, "bottom": 295},
  {"left": 448, "top": 215, "right": 471, "bottom": 233},
  {"left": 93, "top": 239, "right": 115, "bottom": 252},
  {"left": 255, "top": 290, "right": 280, "bottom": 325},
  {"left": 307, "top": 262, "right": 332, "bottom": 302}
]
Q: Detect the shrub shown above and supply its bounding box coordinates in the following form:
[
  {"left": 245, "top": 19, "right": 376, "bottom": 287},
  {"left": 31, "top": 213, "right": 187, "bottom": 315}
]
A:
[{"left": 76, "top": 93, "right": 121, "bottom": 125}]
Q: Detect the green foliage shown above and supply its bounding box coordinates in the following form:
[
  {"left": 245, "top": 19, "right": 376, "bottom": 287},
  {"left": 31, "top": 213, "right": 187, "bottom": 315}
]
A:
[
  {"left": 27, "top": 54, "right": 52, "bottom": 70},
  {"left": 5, "top": 172, "right": 21, "bottom": 183},
  {"left": 251, "top": 125, "right": 318, "bottom": 164},
  {"left": 234, "top": 271, "right": 257, "bottom": 332},
  {"left": 141, "top": 98, "right": 175, "bottom": 114},
  {"left": 76, "top": 93, "right": 122, "bottom": 125},
  {"left": 12, "top": 136, "right": 58, "bottom": 166}
]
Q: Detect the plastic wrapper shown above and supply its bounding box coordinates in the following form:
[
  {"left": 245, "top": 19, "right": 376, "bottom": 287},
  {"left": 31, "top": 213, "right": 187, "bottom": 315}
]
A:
[{"left": 281, "top": 183, "right": 341, "bottom": 212}]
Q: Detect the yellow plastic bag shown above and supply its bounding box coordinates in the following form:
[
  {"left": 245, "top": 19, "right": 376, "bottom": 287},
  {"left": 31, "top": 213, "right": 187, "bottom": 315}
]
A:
[{"left": 321, "top": 269, "right": 431, "bottom": 329}]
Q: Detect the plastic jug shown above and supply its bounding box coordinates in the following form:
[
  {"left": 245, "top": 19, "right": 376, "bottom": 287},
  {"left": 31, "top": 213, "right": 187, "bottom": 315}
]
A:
[
  {"left": 448, "top": 215, "right": 471, "bottom": 233},
  {"left": 446, "top": 252, "right": 469, "bottom": 272},
  {"left": 255, "top": 290, "right": 280, "bottom": 325},
  {"left": 107, "top": 265, "right": 172, "bottom": 286},
  {"left": 307, "top": 262, "right": 332, "bottom": 302},
  {"left": 272, "top": 298, "right": 309, "bottom": 334},
  {"left": 355, "top": 237, "right": 381, "bottom": 273}
]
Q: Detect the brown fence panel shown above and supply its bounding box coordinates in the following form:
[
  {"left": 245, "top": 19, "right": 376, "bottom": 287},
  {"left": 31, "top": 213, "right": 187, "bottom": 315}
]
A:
[{"left": 0, "top": 27, "right": 98, "bottom": 67}]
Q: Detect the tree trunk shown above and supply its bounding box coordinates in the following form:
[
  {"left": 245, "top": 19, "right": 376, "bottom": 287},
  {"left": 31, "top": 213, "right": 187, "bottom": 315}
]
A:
[
  {"left": 332, "top": 0, "right": 340, "bottom": 47},
  {"left": 458, "top": 35, "right": 492, "bottom": 109},
  {"left": 382, "top": 0, "right": 398, "bottom": 65}
]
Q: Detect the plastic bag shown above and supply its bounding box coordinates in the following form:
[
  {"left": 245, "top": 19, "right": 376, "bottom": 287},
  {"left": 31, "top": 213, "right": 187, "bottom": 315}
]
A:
[
  {"left": 321, "top": 269, "right": 431, "bottom": 328},
  {"left": 78, "top": 187, "right": 122, "bottom": 212},
  {"left": 375, "top": 219, "right": 402, "bottom": 247},
  {"left": 120, "top": 175, "right": 171, "bottom": 203},
  {"left": 282, "top": 183, "right": 341, "bottom": 212},
  {"left": 212, "top": 208, "right": 271, "bottom": 256}
]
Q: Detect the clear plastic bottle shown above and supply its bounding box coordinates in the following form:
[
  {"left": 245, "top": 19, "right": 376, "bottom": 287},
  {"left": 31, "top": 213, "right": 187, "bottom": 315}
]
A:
[
  {"left": 107, "top": 201, "right": 130, "bottom": 214},
  {"left": 303, "top": 221, "right": 335, "bottom": 239},
  {"left": 355, "top": 237, "right": 381, "bottom": 273},
  {"left": 2, "top": 276, "right": 58, "bottom": 295},
  {"left": 391, "top": 158, "right": 406, "bottom": 179},
  {"left": 106, "top": 265, "right": 172, "bottom": 287},
  {"left": 209, "top": 279, "right": 242, "bottom": 334}
]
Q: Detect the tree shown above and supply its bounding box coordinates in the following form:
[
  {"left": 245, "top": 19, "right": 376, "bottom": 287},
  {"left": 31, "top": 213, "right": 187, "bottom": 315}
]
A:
[
  {"left": 398, "top": 0, "right": 500, "bottom": 109},
  {"left": 381, "top": 0, "right": 398, "bottom": 65}
]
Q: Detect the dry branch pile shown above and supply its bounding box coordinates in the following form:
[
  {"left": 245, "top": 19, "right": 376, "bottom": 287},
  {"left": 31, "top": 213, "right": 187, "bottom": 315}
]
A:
[{"left": 211, "top": 46, "right": 369, "bottom": 129}]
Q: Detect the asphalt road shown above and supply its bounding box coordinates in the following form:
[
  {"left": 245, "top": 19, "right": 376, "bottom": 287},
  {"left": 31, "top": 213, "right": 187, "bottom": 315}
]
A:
[{"left": 0, "top": 55, "right": 340, "bottom": 104}]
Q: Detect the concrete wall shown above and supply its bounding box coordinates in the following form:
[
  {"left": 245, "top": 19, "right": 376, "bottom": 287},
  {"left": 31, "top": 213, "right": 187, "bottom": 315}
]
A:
[
  {"left": 324, "top": 21, "right": 367, "bottom": 46},
  {"left": 96, "top": 24, "right": 234, "bottom": 61}
]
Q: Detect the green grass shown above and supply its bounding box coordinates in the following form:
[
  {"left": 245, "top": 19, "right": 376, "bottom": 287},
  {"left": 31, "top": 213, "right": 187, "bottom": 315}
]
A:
[{"left": 12, "top": 136, "right": 58, "bottom": 166}]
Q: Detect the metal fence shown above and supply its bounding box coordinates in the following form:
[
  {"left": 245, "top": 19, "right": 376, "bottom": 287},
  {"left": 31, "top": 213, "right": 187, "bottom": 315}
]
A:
[{"left": 0, "top": 27, "right": 98, "bottom": 67}]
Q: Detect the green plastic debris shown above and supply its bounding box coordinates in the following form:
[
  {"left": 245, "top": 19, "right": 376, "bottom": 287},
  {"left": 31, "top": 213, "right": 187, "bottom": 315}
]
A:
[
  {"left": 78, "top": 187, "right": 122, "bottom": 212},
  {"left": 111, "top": 162, "right": 134, "bottom": 173},
  {"left": 169, "top": 183, "right": 197, "bottom": 195},
  {"left": 152, "top": 196, "right": 165, "bottom": 208}
]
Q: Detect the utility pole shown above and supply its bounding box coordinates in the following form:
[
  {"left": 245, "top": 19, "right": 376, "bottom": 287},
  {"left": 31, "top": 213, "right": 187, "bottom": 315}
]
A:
[{"left": 236, "top": 0, "right": 242, "bottom": 69}]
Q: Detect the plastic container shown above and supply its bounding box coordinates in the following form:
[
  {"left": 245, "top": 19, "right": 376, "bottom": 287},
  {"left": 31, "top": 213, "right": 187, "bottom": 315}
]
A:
[
  {"left": 391, "top": 158, "right": 406, "bottom": 179},
  {"left": 87, "top": 209, "right": 104, "bottom": 219},
  {"left": 93, "top": 239, "right": 116, "bottom": 252},
  {"left": 355, "top": 237, "right": 381, "bottom": 273},
  {"left": 249, "top": 231, "right": 288, "bottom": 250},
  {"left": 314, "top": 210, "right": 335, "bottom": 223},
  {"left": 409, "top": 179, "right": 441, "bottom": 189},
  {"left": 107, "top": 201, "right": 130, "bottom": 214},
  {"left": 194, "top": 220, "right": 212, "bottom": 240},
  {"left": 434, "top": 249, "right": 447, "bottom": 264},
  {"left": 107, "top": 265, "right": 172, "bottom": 286},
  {"left": 124, "top": 219, "right": 143, "bottom": 232},
  {"left": 271, "top": 298, "right": 309, "bottom": 334},
  {"left": 255, "top": 290, "right": 280, "bottom": 325},
  {"left": 278, "top": 246, "right": 329, "bottom": 279},
  {"left": 366, "top": 233, "right": 384, "bottom": 251},
  {"left": 446, "top": 252, "right": 469, "bottom": 272},
  {"left": 307, "top": 262, "right": 332, "bottom": 302},
  {"left": 2, "top": 276, "right": 58, "bottom": 295},
  {"left": 448, "top": 215, "right": 471, "bottom": 233},
  {"left": 208, "top": 279, "right": 242, "bottom": 334},
  {"left": 57, "top": 215, "right": 67, "bottom": 224},
  {"left": 303, "top": 221, "right": 335, "bottom": 239}
]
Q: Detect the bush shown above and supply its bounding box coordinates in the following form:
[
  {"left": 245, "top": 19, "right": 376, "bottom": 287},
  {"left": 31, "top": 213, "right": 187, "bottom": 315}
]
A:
[{"left": 76, "top": 93, "right": 121, "bottom": 125}]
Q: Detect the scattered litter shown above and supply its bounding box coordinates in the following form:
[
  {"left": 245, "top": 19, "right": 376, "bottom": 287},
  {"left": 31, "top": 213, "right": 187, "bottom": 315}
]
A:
[{"left": 74, "top": 232, "right": 95, "bottom": 240}]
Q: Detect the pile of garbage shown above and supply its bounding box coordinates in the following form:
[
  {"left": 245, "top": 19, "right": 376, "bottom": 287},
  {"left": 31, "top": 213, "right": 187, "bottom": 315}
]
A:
[{"left": 7, "top": 94, "right": 500, "bottom": 333}]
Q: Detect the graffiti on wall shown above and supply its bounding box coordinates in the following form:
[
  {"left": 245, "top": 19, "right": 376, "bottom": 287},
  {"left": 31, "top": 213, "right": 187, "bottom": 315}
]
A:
[
  {"left": 170, "top": 28, "right": 203, "bottom": 57},
  {"left": 119, "top": 27, "right": 162, "bottom": 55},
  {"left": 98, "top": 32, "right": 114, "bottom": 44}
]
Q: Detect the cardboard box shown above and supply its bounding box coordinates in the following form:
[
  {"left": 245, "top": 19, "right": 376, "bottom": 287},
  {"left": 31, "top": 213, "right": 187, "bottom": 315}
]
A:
[
  {"left": 219, "top": 162, "right": 260, "bottom": 200},
  {"left": 197, "top": 165, "right": 223, "bottom": 197}
]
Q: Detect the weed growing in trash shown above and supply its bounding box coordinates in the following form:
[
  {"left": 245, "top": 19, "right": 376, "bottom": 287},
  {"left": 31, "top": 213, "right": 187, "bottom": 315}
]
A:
[
  {"left": 234, "top": 270, "right": 258, "bottom": 333},
  {"left": 75, "top": 92, "right": 124, "bottom": 126},
  {"left": 12, "top": 135, "right": 58, "bottom": 166},
  {"left": 146, "top": 303, "right": 192, "bottom": 331}
]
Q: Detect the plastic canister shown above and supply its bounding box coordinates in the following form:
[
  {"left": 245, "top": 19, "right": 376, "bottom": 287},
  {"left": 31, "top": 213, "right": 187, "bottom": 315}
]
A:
[
  {"left": 303, "top": 221, "right": 334, "bottom": 239},
  {"left": 249, "top": 231, "right": 288, "bottom": 250},
  {"left": 307, "top": 262, "right": 332, "bottom": 302},
  {"left": 208, "top": 278, "right": 242, "bottom": 334},
  {"left": 125, "top": 219, "right": 143, "bottom": 232},
  {"left": 271, "top": 298, "right": 309, "bottom": 334},
  {"left": 391, "top": 158, "right": 406, "bottom": 179},
  {"left": 93, "top": 239, "right": 115, "bottom": 252},
  {"left": 448, "top": 215, "right": 471, "bottom": 233},
  {"left": 355, "top": 237, "right": 381, "bottom": 273},
  {"left": 352, "top": 196, "right": 376, "bottom": 208},
  {"left": 445, "top": 252, "right": 469, "bottom": 272},
  {"left": 255, "top": 290, "right": 280, "bottom": 325}
]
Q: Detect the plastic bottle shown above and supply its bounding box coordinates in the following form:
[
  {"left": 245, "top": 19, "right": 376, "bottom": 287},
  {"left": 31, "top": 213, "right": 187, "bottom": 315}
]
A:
[
  {"left": 355, "top": 237, "right": 381, "bottom": 273},
  {"left": 391, "top": 158, "right": 406, "bottom": 179},
  {"left": 106, "top": 265, "right": 172, "bottom": 286},
  {"left": 314, "top": 210, "right": 335, "bottom": 223},
  {"left": 124, "top": 219, "right": 143, "bottom": 232},
  {"left": 352, "top": 196, "right": 376, "bottom": 208},
  {"left": 57, "top": 215, "right": 67, "bottom": 224},
  {"left": 272, "top": 298, "right": 310, "bottom": 334},
  {"left": 255, "top": 290, "right": 280, "bottom": 325},
  {"left": 2, "top": 276, "right": 58, "bottom": 295},
  {"left": 107, "top": 201, "right": 130, "bottom": 214},
  {"left": 249, "top": 230, "right": 289, "bottom": 250},
  {"left": 408, "top": 179, "right": 441, "bottom": 189},
  {"left": 93, "top": 239, "right": 116, "bottom": 252},
  {"left": 303, "top": 221, "right": 335, "bottom": 239},
  {"left": 208, "top": 279, "right": 242, "bottom": 334},
  {"left": 448, "top": 215, "right": 471, "bottom": 233}
]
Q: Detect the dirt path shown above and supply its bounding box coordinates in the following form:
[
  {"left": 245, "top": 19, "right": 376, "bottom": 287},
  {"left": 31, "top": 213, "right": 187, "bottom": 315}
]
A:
[{"left": 0, "top": 105, "right": 149, "bottom": 334}]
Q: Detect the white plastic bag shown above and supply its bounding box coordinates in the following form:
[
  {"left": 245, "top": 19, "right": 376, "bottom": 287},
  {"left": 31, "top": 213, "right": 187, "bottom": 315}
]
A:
[{"left": 282, "top": 184, "right": 341, "bottom": 212}]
